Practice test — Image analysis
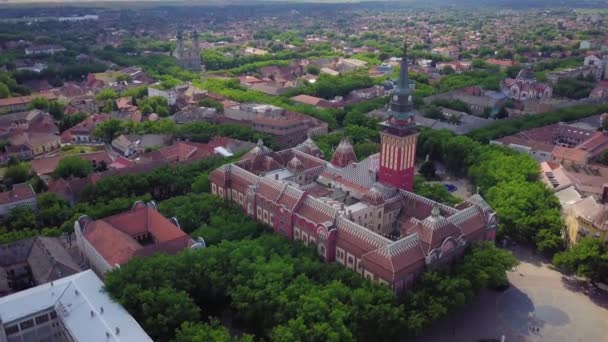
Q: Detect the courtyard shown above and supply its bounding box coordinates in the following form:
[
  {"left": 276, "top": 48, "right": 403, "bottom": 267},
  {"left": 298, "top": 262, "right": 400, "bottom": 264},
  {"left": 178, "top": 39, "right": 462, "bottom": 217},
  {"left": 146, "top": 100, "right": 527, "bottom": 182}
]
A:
[{"left": 417, "top": 245, "right": 608, "bottom": 342}]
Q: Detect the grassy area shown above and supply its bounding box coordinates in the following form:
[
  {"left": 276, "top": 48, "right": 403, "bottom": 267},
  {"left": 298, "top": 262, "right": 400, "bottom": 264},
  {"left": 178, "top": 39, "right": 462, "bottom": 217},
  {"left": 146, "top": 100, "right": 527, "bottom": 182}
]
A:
[{"left": 59, "top": 145, "right": 105, "bottom": 156}]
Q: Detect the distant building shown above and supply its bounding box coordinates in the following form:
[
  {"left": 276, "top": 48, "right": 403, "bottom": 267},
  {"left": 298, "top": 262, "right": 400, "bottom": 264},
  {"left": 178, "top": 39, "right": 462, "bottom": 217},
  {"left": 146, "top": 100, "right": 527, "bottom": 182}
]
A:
[
  {"left": 0, "top": 92, "right": 57, "bottom": 113},
  {"left": 0, "top": 237, "right": 80, "bottom": 296},
  {"left": 223, "top": 103, "right": 328, "bottom": 147},
  {"left": 60, "top": 114, "right": 108, "bottom": 144},
  {"left": 414, "top": 108, "right": 493, "bottom": 135},
  {"left": 74, "top": 201, "right": 196, "bottom": 276},
  {"left": 173, "top": 30, "right": 202, "bottom": 72},
  {"left": 0, "top": 183, "right": 37, "bottom": 217},
  {"left": 0, "top": 270, "right": 152, "bottom": 342},
  {"left": 501, "top": 67, "right": 552, "bottom": 101},
  {"left": 111, "top": 134, "right": 170, "bottom": 157},
  {"left": 423, "top": 86, "right": 506, "bottom": 117},
  {"left": 492, "top": 122, "right": 608, "bottom": 164},
  {"left": 24, "top": 45, "right": 65, "bottom": 56},
  {"left": 30, "top": 151, "right": 113, "bottom": 176}
]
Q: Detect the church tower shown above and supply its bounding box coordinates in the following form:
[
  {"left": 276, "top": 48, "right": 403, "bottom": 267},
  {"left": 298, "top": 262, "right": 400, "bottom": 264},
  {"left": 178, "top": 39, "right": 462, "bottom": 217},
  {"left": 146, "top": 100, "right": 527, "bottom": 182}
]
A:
[{"left": 378, "top": 42, "right": 418, "bottom": 191}]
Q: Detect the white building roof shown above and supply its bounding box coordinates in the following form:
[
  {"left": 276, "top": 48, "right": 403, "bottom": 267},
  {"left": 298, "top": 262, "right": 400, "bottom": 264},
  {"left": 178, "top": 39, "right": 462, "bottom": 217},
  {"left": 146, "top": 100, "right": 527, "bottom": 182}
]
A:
[{"left": 0, "top": 270, "right": 152, "bottom": 342}]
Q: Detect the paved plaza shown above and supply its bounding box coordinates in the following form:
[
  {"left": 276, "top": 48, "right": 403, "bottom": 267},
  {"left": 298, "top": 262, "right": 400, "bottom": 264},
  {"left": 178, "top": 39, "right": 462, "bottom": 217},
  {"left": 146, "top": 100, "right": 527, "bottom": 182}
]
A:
[{"left": 417, "top": 245, "right": 608, "bottom": 342}]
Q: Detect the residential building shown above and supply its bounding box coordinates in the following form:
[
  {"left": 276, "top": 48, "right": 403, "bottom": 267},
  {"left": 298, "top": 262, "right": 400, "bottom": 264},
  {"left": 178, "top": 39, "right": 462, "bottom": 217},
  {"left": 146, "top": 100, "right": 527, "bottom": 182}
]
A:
[
  {"left": 564, "top": 193, "right": 608, "bottom": 245},
  {"left": 0, "top": 183, "right": 37, "bottom": 217},
  {"left": 0, "top": 237, "right": 81, "bottom": 296},
  {"left": 172, "top": 106, "right": 217, "bottom": 124},
  {"left": 0, "top": 93, "right": 58, "bottom": 113},
  {"left": 74, "top": 201, "right": 196, "bottom": 276},
  {"left": 30, "top": 152, "right": 113, "bottom": 176},
  {"left": 110, "top": 134, "right": 169, "bottom": 157},
  {"left": 60, "top": 114, "right": 108, "bottom": 144},
  {"left": 209, "top": 47, "right": 497, "bottom": 292},
  {"left": 0, "top": 270, "right": 152, "bottom": 342},
  {"left": 583, "top": 53, "right": 608, "bottom": 80},
  {"left": 290, "top": 94, "right": 338, "bottom": 109}
]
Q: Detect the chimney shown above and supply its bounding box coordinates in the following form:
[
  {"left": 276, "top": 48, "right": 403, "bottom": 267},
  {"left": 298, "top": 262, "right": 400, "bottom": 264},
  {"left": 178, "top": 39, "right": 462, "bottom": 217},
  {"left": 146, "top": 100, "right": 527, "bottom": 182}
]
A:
[{"left": 602, "top": 184, "right": 608, "bottom": 204}]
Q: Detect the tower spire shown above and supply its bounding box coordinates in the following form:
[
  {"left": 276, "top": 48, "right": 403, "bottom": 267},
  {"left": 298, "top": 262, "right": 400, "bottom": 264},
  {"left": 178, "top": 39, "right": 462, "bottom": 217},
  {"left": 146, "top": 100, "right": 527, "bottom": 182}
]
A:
[
  {"left": 384, "top": 38, "right": 415, "bottom": 128},
  {"left": 398, "top": 41, "right": 410, "bottom": 91}
]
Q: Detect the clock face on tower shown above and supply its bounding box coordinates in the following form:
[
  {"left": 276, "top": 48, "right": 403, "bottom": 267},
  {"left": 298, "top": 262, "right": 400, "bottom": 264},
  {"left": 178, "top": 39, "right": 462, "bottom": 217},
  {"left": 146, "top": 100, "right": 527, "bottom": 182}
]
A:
[{"left": 393, "top": 95, "right": 398, "bottom": 101}]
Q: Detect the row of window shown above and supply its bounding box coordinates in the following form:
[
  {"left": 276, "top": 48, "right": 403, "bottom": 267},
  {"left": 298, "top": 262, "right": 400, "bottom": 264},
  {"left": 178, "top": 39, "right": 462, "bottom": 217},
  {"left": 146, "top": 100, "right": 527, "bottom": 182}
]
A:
[{"left": 5, "top": 311, "right": 56, "bottom": 336}]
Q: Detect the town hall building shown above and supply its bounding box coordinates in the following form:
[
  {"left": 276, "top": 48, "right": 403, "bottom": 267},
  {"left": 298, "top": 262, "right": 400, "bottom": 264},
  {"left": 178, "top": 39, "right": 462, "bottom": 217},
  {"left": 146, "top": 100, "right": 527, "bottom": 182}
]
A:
[{"left": 209, "top": 44, "right": 497, "bottom": 292}]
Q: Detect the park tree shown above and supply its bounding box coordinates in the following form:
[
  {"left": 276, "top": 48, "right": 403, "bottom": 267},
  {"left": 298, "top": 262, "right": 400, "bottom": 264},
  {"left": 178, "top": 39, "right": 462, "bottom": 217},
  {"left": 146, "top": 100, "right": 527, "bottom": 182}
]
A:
[
  {"left": 419, "top": 160, "right": 437, "bottom": 180},
  {"left": 485, "top": 180, "right": 562, "bottom": 251},
  {"left": 53, "top": 156, "right": 93, "bottom": 180},
  {"left": 553, "top": 238, "right": 608, "bottom": 283},
  {"left": 136, "top": 287, "right": 201, "bottom": 342},
  {"left": 175, "top": 321, "right": 252, "bottom": 342}
]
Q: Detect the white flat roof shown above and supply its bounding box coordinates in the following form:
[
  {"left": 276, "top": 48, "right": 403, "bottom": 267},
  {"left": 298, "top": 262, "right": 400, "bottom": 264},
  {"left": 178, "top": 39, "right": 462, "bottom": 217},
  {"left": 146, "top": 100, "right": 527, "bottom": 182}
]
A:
[{"left": 0, "top": 270, "right": 152, "bottom": 342}]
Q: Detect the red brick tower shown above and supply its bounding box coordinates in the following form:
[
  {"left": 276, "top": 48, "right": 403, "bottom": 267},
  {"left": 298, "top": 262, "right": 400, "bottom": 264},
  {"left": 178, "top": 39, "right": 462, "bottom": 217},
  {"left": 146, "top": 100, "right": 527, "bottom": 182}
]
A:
[{"left": 378, "top": 42, "right": 418, "bottom": 191}]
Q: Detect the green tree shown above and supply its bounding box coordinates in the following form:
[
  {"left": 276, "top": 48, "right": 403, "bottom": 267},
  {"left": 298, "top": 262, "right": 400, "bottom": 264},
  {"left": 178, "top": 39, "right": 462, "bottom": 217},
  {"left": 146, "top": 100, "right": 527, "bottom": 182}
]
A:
[
  {"left": 553, "top": 238, "right": 608, "bottom": 283},
  {"left": 136, "top": 287, "right": 201, "bottom": 342},
  {"left": 29, "top": 97, "right": 50, "bottom": 110},
  {"left": 198, "top": 98, "right": 224, "bottom": 113},
  {"left": 53, "top": 156, "right": 93, "bottom": 180},
  {"left": 486, "top": 180, "right": 562, "bottom": 252},
  {"left": 419, "top": 160, "right": 437, "bottom": 180},
  {"left": 95, "top": 88, "right": 118, "bottom": 101},
  {"left": 175, "top": 321, "right": 251, "bottom": 342},
  {"left": 4, "top": 163, "right": 31, "bottom": 186},
  {"left": 37, "top": 192, "right": 72, "bottom": 228},
  {"left": 424, "top": 105, "right": 444, "bottom": 120},
  {"left": 92, "top": 119, "right": 125, "bottom": 143},
  {"left": 49, "top": 101, "right": 65, "bottom": 121},
  {"left": 597, "top": 150, "right": 608, "bottom": 165},
  {"left": 0, "top": 82, "right": 9, "bottom": 98},
  {"left": 5, "top": 206, "right": 37, "bottom": 231},
  {"left": 306, "top": 64, "right": 320, "bottom": 75}
]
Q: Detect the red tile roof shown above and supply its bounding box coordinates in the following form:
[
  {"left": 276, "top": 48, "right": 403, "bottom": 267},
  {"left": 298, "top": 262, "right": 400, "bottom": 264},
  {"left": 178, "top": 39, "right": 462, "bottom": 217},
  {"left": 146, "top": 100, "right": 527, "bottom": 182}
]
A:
[
  {"left": 0, "top": 183, "right": 35, "bottom": 205},
  {"left": 81, "top": 203, "right": 191, "bottom": 266}
]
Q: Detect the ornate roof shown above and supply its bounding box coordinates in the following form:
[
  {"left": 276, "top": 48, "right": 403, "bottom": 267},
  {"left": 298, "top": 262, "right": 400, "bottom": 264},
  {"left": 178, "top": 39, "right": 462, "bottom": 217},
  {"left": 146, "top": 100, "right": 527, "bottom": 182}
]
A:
[
  {"left": 362, "top": 186, "right": 385, "bottom": 205},
  {"left": 287, "top": 156, "right": 305, "bottom": 172},
  {"left": 330, "top": 137, "right": 357, "bottom": 167},
  {"left": 295, "top": 136, "right": 324, "bottom": 159}
]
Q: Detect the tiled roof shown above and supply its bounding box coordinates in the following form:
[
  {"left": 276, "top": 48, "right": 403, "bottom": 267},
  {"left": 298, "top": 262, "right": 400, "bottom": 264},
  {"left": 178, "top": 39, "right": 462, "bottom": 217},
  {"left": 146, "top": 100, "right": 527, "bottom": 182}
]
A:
[
  {"left": 31, "top": 151, "right": 112, "bottom": 175},
  {"left": 295, "top": 196, "right": 337, "bottom": 225},
  {"left": 81, "top": 203, "right": 190, "bottom": 266},
  {"left": 0, "top": 183, "right": 35, "bottom": 205}
]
